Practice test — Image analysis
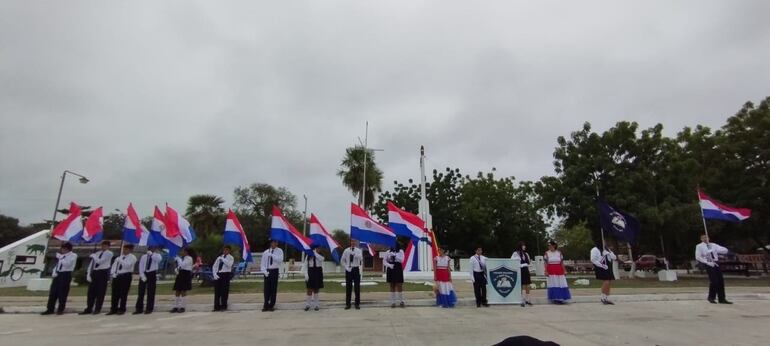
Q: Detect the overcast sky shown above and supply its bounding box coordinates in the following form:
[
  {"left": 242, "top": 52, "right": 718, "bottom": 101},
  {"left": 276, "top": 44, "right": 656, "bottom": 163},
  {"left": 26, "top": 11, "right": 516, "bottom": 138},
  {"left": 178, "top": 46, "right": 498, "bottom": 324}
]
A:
[{"left": 1, "top": 1, "right": 769, "bottom": 232}]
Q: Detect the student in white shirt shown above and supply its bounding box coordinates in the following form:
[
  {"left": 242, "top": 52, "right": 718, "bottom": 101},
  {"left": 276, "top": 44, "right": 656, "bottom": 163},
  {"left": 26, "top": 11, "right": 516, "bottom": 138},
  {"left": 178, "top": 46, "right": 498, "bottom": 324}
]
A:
[
  {"left": 511, "top": 241, "right": 533, "bottom": 307},
  {"left": 171, "top": 247, "right": 195, "bottom": 313},
  {"left": 134, "top": 246, "right": 163, "bottom": 314},
  {"left": 260, "top": 239, "right": 284, "bottom": 312},
  {"left": 695, "top": 234, "right": 732, "bottom": 304},
  {"left": 303, "top": 244, "right": 325, "bottom": 311},
  {"left": 469, "top": 247, "right": 489, "bottom": 307},
  {"left": 341, "top": 239, "right": 363, "bottom": 309},
  {"left": 212, "top": 245, "right": 235, "bottom": 312},
  {"left": 42, "top": 242, "right": 77, "bottom": 315},
  {"left": 80, "top": 240, "right": 113, "bottom": 315},
  {"left": 384, "top": 244, "right": 406, "bottom": 308},
  {"left": 107, "top": 244, "right": 137, "bottom": 315},
  {"left": 590, "top": 241, "right": 617, "bottom": 305}
]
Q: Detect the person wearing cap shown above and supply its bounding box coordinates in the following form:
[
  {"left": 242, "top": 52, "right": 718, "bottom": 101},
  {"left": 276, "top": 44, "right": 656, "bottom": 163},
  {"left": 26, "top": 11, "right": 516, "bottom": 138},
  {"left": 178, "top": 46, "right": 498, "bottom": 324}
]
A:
[
  {"left": 212, "top": 245, "right": 235, "bottom": 312},
  {"left": 42, "top": 242, "right": 77, "bottom": 315},
  {"left": 107, "top": 244, "right": 137, "bottom": 315},
  {"left": 260, "top": 239, "right": 283, "bottom": 312},
  {"left": 384, "top": 243, "right": 405, "bottom": 308},
  {"left": 341, "top": 239, "right": 363, "bottom": 310},
  {"left": 134, "top": 246, "right": 163, "bottom": 314},
  {"left": 302, "top": 244, "right": 325, "bottom": 311},
  {"left": 80, "top": 240, "right": 113, "bottom": 315}
]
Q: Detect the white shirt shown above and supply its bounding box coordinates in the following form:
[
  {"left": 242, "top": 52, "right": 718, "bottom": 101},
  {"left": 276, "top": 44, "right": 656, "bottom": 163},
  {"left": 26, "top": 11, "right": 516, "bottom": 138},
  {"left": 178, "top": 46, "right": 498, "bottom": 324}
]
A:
[
  {"left": 260, "top": 247, "right": 284, "bottom": 273},
  {"left": 89, "top": 250, "right": 113, "bottom": 271},
  {"left": 434, "top": 255, "right": 451, "bottom": 269},
  {"left": 53, "top": 252, "right": 77, "bottom": 277},
  {"left": 302, "top": 252, "right": 325, "bottom": 281},
  {"left": 695, "top": 242, "right": 728, "bottom": 267},
  {"left": 111, "top": 253, "right": 137, "bottom": 277},
  {"left": 383, "top": 250, "right": 404, "bottom": 269},
  {"left": 590, "top": 247, "right": 617, "bottom": 269},
  {"left": 138, "top": 251, "right": 163, "bottom": 280},
  {"left": 213, "top": 253, "right": 235, "bottom": 279},
  {"left": 511, "top": 251, "right": 531, "bottom": 267},
  {"left": 341, "top": 247, "right": 363, "bottom": 272},
  {"left": 175, "top": 255, "right": 194, "bottom": 271}
]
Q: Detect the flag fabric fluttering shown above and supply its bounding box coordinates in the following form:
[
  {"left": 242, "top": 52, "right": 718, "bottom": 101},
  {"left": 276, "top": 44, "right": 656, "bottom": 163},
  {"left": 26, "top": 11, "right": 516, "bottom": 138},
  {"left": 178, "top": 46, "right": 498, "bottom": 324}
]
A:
[
  {"left": 427, "top": 229, "right": 439, "bottom": 259},
  {"left": 270, "top": 206, "right": 313, "bottom": 256},
  {"left": 154, "top": 206, "right": 183, "bottom": 257},
  {"left": 165, "top": 205, "right": 196, "bottom": 244},
  {"left": 387, "top": 201, "right": 428, "bottom": 241},
  {"left": 359, "top": 241, "right": 376, "bottom": 257},
  {"left": 597, "top": 199, "right": 641, "bottom": 245},
  {"left": 224, "top": 209, "right": 253, "bottom": 263},
  {"left": 81, "top": 206, "right": 104, "bottom": 244},
  {"left": 309, "top": 214, "right": 341, "bottom": 263},
  {"left": 698, "top": 190, "right": 751, "bottom": 223},
  {"left": 350, "top": 203, "right": 396, "bottom": 248},
  {"left": 52, "top": 202, "right": 84, "bottom": 242},
  {"left": 403, "top": 240, "right": 420, "bottom": 272},
  {"left": 122, "top": 203, "right": 163, "bottom": 247}
]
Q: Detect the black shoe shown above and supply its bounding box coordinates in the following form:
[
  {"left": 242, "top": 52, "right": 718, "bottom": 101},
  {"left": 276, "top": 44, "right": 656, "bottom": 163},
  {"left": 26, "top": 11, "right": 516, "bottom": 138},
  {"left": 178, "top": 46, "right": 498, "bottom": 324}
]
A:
[
  {"left": 391, "top": 303, "right": 396, "bottom": 308},
  {"left": 55, "top": 311, "right": 64, "bottom": 315},
  {"left": 144, "top": 310, "right": 153, "bottom": 315},
  {"left": 132, "top": 311, "right": 143, "bottom": 315},
  {"left": 355, "top": 305, "right": 360, "bottom": 310},
  {"left": 212, "top": 308, "right": 221, "bottom": 312},
  {"left": 482, "top": 303, "right": 490, "bottom": 307},
  {"left": 117, "top": 310, "right": 125, "bottom": 315},
  {"left": 106, "top": 311, "right": 118, "bottom": 315},
  {"left": 261, "top": 308, "right": 268, "bottom": 312},
  {"left": 41, "top": 310, "right": 54, "bottom": 315},
  {"left": 171, "top": 308, "right": 179, "bottom": 313},
  {"left": 78, "top": 310, "right": 92, "bottom": 315},
  {"left": 344, "top": 305, "right": 351, "bottom": 310},
  {"left": 520, "top": 302, "right": 525, "bottom": 307},
  {"left": 400, "top": 302, "right": 405, "bottom": 308},
  {"left": 314, "top": 306, "right": 319, "bottom": 311},
  {"left": 304, "top": 306, "right": 310, "bottom": 311},
  {"left": 476, "top": 304, "right": 481, "bottom": 308},
  {"left": 718, "top": 300, "right": 733, "bottom": 304},
  {"left": 601, "top": 299, "right": 615, "bottom": 305},
  {"left": 708, "top": 300, "right": 717, "bottom": 304},
  {"left": 525, "top": 301, "right": 533, "bottom": 306},
  {"left": 178, "top": 308, "right": 185, "bottom": 313},
  {"left": 92, "top": 310, "right": 101, "bottom": 315}
]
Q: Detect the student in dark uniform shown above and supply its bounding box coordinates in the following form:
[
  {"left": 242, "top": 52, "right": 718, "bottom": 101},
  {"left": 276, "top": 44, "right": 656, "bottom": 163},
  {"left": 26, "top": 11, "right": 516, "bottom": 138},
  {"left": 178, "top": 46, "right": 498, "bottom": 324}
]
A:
[
  {"left": 511, "top": 241, "right": 533, "bottom": 307},
  {"left": 260, "top": 239, "right": 283, "bottom": 312},
  {"left": 107, "top": 244, "right": 137, "bottom": 315},
  {"left": 212, "top": 245, "right": 235, "bottom": 312},
  {"left": 591, "top": 241, "right": 617, "bottom": 305},
  {"left": 171, "top": 247, "right": 195, "bottom": 313},
  {"left": 469, "top": 247, "right": 489, "bottom": 307},
  {"left": 341, "top": 239, "right": 363, "bottom": 310},
  {"left": 384, "top": 244, "right": 405, "bottom": 308},
  {"left": 303, "top": 244, "right": 325, "bottom": 311},
  {"left": 42, "top": 242, "right": 77, "bottom": 315},
  {"left": 134, "top": 246, "right": 162, "bottom": 314},
  {"left": 80, "top": 240, "right": 113, "bottom": 315}
]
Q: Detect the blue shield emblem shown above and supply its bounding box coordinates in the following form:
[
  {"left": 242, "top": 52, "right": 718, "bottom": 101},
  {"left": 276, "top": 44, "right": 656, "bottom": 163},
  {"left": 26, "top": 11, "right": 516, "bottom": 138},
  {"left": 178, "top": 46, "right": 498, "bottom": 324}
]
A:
[{"left": 489, "top": 265, "right": 518, "bottom": 298}]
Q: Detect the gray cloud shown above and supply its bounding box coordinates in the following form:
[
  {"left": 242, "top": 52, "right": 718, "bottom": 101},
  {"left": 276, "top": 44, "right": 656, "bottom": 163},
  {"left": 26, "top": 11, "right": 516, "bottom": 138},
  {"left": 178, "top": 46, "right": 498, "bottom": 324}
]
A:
[{"left": 2, "top": 1, "right": 769, "bottom": 232}]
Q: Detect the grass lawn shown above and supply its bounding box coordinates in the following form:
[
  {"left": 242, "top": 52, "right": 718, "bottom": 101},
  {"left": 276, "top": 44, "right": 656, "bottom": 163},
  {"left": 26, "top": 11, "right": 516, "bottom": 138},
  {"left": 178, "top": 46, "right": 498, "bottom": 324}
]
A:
[
  {"left": 545, "top": 275, "right": 770, "bottom": 289},
  {"left": 0, "top": 280, "right": 432, "bottom": 297}
]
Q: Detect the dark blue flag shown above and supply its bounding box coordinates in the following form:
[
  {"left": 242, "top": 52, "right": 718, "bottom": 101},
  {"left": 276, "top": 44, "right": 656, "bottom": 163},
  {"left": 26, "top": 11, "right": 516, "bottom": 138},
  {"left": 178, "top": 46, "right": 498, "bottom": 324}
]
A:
[{"left": 597, "top": 200, "right": 640, "bottom": 245}]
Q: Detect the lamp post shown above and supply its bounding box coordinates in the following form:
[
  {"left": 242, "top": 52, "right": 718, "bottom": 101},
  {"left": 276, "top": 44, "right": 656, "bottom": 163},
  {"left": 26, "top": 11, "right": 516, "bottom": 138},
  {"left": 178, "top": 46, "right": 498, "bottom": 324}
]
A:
[
  {"left": 358, "top": 122, "right": 383, "bottom": 210},
  {"left": 50, "top": 170, "right": 89, "bottom": 231}
]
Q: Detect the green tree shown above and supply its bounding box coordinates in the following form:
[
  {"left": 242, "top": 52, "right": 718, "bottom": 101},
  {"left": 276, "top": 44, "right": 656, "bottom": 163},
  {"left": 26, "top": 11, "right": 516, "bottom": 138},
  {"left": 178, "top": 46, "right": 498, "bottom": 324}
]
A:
[
  {"left": 552, "top": 221, "right": 594, "bottom": 260},
  {"left": 338, "top": 145, "right": 384, "bottom": 210},
  {"left": 331, "top": 229, "right": 350, "bottom": 248},
  {"left": 0, "top": 214, "right": 33, "bottom": 248},
  {"left": 185, "top": 194, "right": 226, "bottom": 238},
  {"left": 232, "top": 183, "right": 303, "bottom": 258}
]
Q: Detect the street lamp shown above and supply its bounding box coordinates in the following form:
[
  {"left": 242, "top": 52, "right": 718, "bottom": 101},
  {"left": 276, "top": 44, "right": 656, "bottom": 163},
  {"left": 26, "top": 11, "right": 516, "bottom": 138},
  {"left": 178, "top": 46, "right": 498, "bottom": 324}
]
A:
[
  {"left": 357, "top": 122, "right": 384, "bottom": 210},
  {"left": 50, "top": 170, "right": 90, "bottom": 231}
]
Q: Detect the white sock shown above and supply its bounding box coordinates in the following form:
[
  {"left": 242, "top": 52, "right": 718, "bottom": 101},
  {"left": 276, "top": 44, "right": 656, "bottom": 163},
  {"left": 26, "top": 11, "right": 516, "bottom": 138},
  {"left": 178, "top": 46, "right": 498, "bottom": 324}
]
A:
[
  {"left": 601, "top": 293, "right": 607, "bottom": 301},
  {"left": 398, "top": 292, "right": 404, "bottom": 303},
  {"left": 313, "top": 293, "right": 320, "bottom": 308},
  {"left": 305, "top": 295, "right": 312, "bottom": 307},
  {"left": 181, "top": 296, "right": 187, "bottom": 308},
  {"left": 175, "top": 296, "right": 181, "bottom": 308},
  {"left": 390, "top": 292, "right": 396, "bottom": 304},
  {"left": 524, "top": 293, "right": 530, "bottom": 302}
]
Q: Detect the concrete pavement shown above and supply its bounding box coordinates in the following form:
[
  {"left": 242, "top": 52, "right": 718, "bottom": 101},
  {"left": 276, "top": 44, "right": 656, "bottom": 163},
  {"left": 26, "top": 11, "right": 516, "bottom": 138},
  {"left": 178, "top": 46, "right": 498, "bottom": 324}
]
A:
[{"left": 0, "top": 300, "right": 768, "bottom": 345}]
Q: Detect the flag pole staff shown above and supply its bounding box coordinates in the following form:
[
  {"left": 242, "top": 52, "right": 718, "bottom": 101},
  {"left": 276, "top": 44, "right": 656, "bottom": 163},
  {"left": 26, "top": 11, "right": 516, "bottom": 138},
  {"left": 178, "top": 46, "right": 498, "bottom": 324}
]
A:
[
  {"left": 697, "top": 186, "right": 709, "bottom": 238},
  {"left": 593, "top": 173, "right": 606, "bottom": 250}
]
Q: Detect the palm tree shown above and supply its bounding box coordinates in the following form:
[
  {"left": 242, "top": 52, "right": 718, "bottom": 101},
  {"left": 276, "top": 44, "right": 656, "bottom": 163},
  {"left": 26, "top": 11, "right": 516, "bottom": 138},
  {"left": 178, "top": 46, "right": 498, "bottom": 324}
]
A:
[
  {"left": 338, "top": 145, "right": 384, "bottom": 210},
  {"left": 185, "top": 194, "right": 226, "bottom": 238}
]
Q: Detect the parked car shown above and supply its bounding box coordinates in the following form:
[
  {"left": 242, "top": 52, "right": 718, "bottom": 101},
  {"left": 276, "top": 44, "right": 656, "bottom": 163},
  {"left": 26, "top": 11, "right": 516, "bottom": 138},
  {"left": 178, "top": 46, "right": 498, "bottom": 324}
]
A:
[{"left": 624, "top": 254, "right": 666, "bottom": 272}]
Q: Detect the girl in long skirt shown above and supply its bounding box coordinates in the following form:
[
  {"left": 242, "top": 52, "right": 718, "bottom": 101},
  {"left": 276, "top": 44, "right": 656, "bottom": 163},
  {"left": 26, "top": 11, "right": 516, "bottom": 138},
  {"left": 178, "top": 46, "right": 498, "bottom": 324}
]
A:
[
  {"left": 383, "top": 244, "right": 405, "bottom": 308},
  {"left": 434, "top": 248, "right": 457, "bottom": 308},
  {"left": 303, "top": 245, "right": 325, "bottom": 311},
  {"left": 171, "top": 248, "right": 195, "bottom": 313},
  {"left": 544, "top": 241, "right": 571, "bottom": 304},
  {"left": 511, "top": 241, "right": 533, "bottom": 307}
]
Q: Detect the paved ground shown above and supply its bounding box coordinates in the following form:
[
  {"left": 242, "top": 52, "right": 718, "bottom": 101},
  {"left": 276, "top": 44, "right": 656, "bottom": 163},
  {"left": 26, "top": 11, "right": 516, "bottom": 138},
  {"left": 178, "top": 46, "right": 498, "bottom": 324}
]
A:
[{"left": 0, "top": 300, "right": 768, "bottom": 345}]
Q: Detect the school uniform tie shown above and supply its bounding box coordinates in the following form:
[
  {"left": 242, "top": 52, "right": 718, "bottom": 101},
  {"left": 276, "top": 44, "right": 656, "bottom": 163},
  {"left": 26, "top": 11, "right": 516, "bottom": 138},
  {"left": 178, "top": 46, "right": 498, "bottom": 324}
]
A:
[
  {"left": 218, "top": 257, "right": 224, "bottom": 271},
  {"left": 349, "top": 248, "right": 355, "bottom": 265},
  {"left": 118, "top": 256, "right": 124, "bottom": 272},
  {"left": 313, "top": 255, "right": 317, "bottom": 267},
  {"left": 146, "top": 255, "right": 153, "bottom": 271},
  {"left": 269, "top": 249, "right": 273, "bottom": 266}
]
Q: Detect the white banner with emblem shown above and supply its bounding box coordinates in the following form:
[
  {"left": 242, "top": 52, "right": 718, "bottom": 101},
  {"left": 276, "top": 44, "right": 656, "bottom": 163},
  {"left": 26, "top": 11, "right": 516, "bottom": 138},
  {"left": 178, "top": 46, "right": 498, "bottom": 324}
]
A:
[{"left": 485, "top": 258, "right": 522, "bottom": 304}]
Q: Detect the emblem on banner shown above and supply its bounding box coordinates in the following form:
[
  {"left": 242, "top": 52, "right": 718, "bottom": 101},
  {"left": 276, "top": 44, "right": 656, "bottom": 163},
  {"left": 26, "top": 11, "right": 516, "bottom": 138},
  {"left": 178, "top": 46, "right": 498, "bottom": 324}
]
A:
[{"left": 489, "top": 265, "right": 518, "bottom": 298}]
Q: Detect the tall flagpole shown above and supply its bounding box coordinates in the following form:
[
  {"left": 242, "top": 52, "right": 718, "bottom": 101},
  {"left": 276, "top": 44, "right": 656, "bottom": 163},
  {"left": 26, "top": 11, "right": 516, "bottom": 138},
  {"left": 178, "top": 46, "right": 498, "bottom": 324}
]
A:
[{"left": 595, "top": 183, "right": 606, "bottom": 250}]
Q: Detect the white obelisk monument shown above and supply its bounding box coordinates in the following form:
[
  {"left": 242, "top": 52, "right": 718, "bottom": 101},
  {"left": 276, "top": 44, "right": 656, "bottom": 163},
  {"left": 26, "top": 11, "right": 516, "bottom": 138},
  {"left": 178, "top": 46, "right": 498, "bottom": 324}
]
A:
[{"left": 417, "top": 145, "right": 433, "bottom": 272}]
